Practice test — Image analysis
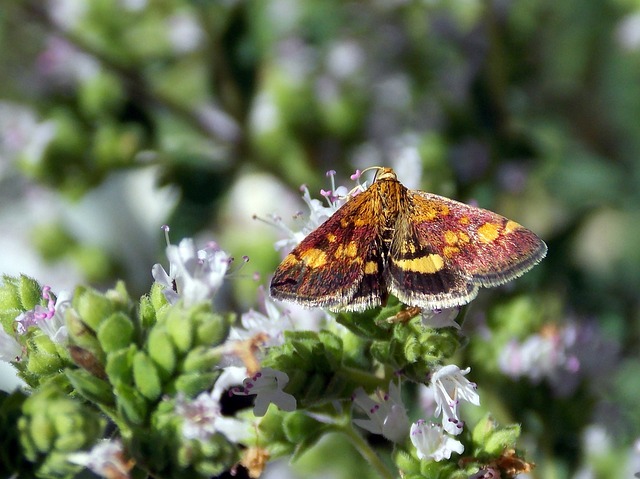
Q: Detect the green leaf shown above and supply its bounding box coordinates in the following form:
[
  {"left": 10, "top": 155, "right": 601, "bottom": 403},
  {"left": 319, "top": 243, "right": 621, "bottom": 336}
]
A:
[{"left": 65, "top": 369, "right": 114, "bottom": 406}]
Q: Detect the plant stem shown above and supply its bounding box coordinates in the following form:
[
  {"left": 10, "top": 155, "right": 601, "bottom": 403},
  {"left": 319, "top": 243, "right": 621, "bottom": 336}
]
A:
[{"left": 338, "top": 422, "right": 396, "bottom": 479}]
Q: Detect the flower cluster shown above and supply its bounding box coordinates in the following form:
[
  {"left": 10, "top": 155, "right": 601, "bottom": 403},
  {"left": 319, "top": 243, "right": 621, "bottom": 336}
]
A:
[{"left": 0, "top": 169, "right": 531, "bottom": 479}]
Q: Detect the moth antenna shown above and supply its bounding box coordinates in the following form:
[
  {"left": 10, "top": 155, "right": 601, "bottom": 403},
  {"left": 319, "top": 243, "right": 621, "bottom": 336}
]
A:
[
  {"left": 351, "top": 166, "right": 384, "bottom": 182},
  {"left": 343, "top": 166, "right": 385, "bottom": 199}
]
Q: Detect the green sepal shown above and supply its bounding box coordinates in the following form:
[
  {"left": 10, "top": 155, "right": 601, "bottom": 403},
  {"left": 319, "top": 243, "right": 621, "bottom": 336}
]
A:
[
  {"left": 25, "top": 334, "right": 67, "bottom": 377},
  {"left": 281, "top": 411, "right": 329, "bottom": 462},
  {"left": 17, "top": 275, "right": 44, "bottom": 311},
  {"left": 73, "top": 286, "right": 116, "bottom": 332},
  {"left": 114, "top": 383, "right": 148, "bottom": 425},
  {"left": 147, "top": 327, "right": 177, "bottom": 379},
  {"left": 172, "top": 371, "right": 220, "bottom": 397},
  {"left": 149, "top": 281, "right": 169, "bottom": 313},
  {"left": 370, "top": 318, "right": 460, "bottom": 382},
  {"left": 133, "top": 351, "right": 162, "bottom": 401},
  {"left": 65, "top": 368, "right": 114, "bottom": 406},
  {"left": 194, "top": 312, "right": 232, "bottom": 347},
  {"left": 65, "top": 308, "right": 106, "bottom": 364},
  {"left": 164, "top": 305, "right": 195, "bottom": 353},
  {"left": 255, "top": 409, "right": 296, "bottom": 458},
  {"left": 182, "top": 346, "right": 222, "bottom": 373},
  {"left": 471, "top": 414, "right": 521, "bottom": 458},
  {"left": 139, "top": 292, "right": 160, "bottom": 330},
  {"left": 106, "top": 344, "right": 137, "bottom": 387},
  {"left": 263, "top": 330, "right": 371, "bottom": 407},
  {"left": 19, "top": 383, "right": 104, "bottom": 461},
  {"left": 97, "top": 311, "right": 135, "bottom": 353},
  {"left": 393, "top": 447, "right": 421, "bottom": 476},
  {"left": 0, "top": 275, "right": 42, "bottom": 327}
]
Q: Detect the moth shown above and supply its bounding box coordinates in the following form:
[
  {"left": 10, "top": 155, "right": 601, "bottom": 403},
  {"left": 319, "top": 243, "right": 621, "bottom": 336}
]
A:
[{"left": 270, "top": 167, "right": 546, "bottom": 312}]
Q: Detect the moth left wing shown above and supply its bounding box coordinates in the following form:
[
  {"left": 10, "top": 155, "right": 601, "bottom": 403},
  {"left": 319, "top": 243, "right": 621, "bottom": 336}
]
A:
[{"left": 270, "top": 192, "right": 387, "bottom": 311}]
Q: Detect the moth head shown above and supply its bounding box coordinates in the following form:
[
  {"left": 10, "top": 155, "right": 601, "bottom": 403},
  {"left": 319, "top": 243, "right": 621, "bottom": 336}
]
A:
[{"left": 358, "top": 166, "right": 397, "bottom": 183}]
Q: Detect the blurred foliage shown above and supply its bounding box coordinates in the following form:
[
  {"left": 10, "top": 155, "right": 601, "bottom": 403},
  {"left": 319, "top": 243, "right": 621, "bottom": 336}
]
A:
[{"left": 1, "top": 0, "right": 640, "bottom": 478}]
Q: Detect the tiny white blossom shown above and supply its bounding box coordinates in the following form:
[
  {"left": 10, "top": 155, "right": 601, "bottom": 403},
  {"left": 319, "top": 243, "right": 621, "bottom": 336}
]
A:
[
  {"left": 410, "top": 420, "right": 464, "bottom": 462},
  {"left": 67, "top": 439, "right": 132, "bottom": 478},
  {"left": 229, "top": 292, "right": 294, "bottom": 347},
  {"left": 352, "top": 381, "right": 410, "bottom": 443},
  {"left": 0, "top": 327, "right": 22, "bottom": 362},
  {"left": 175, "top": 391, "right": 222, "bottom": 441},
  {"left": 420, "top": 307, "right": 461, "bottom": 329},
  {"left": 431, "top": 365, "right": 480, "bottom": 435},
  {"left": 152, "top": 237, "right": 231, "bottom": 307},
  {"left": 498, "top": 324, "right": 586, "bottom": 396},
  {"left": 176, "top": 366, "right": 252, "bottom": 443},
  {"left": 231, "top": 367, "right": 297, "bottom": 417},
  {"left": 271, "top": 170, "right": 357, "bottom": 254}
]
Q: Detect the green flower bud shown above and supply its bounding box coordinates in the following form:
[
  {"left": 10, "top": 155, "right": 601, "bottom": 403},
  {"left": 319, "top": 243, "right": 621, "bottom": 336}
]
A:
[
  {"left": 66, "top": 308, "right": 106, "bottom": 367},
  {"left": 25, "top": 334, "right": 67, "bottom": 377},
  {"left": 65, "top": 369, "right": 114, "bottom": 406},
  {"left": 114, "top": 383, "right": 148, "bottom": 425},
  {"left": 106, "top": 344, "right": 137, "bottom": 386},
  {"left": 74, "top": 286, "right": 119, "bottom": 332},
  {"left": 182, "top": 346, "right": 221, "bottom": 374},
  {"left": 173, "top": 371, "right": 219, "bottom": 397},
  {"left": 139, "top": 292, "right": 160, "bottom": 330},
  {"left": 19, "top": 384, "right": 104, "bottom": 459},
  {"left": 0, "top": 275, "right": 42, "bottom": 326},
  {"left": 16, "top": 275, "right": 43, "bottom": 311},
  {"left": 147, "top": 327, "right": 177, "bottom": 379},
  {"left": 194, "top": 312, "right": 232, "bottom": 347},
  {"left": 176, "top": 434, "right": 238, "bottom": 477},
  {"left": 133, "top": 351, "right": 162, "bottom": 401},
  {"left": 149, "top": 281, "right": 169, "bottom": 312},
  {"left": 97, "top": 312, "right": 135, "bottom": 353},
  {"left": 471, "top": 415, "right": 520, "bottom": 457},
  {"left": 165, "top": 306, "right": 194, "bottom": 353}
]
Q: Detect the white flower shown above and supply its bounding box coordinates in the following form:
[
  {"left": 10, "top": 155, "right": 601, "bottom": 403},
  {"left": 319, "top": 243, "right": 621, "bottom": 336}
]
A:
[
  {"left": 271, "top": 170, "right": 355, "bottom": 254},
  {"left": 352, "top": 381, "right": 410, "bottom": 443},
  {"left": 176, "top": 366, "right": 251, "bottom": 443},
  {"left": 231, "top": 367, "right": 297, "bottom": 417},
  {"left": 175, "top": 391, "right": 223, "bottom": 441},
  {"left": 229, "top": 291, "right": 294, "bottom": 347},
  {"left": 420, "top": 308, "right": 461, "bottom": 329},
  {"left": 152, "top": 237, "right": 231, "bottom": 307},
  {"left": 0, "top": 327, "right": 22, "bottom": 362},
  {"left": 67, "top": 439, "right": 132, "bottom": 478},
  {"left": 431, "top": 365, "right": 480, "bottom": 435},
  {"left": 410, "top": 420, "right": 464, "bottom": 462}
]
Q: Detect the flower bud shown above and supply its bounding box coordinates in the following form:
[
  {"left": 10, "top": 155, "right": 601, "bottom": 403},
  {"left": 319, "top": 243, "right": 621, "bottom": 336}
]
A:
[
  {"left": 133, "top": 351, "right": 162, "bottom": 401},
  {"left": 72, "top": 287, "right": 115, "bottom": 332},
  {"left": 165, "top": 307, "right": 194, "bottom": 353},
  {"left": 147, "top": 327, "right": 177, "bottom": 379},
  {"left": 97, "top": 312, "right": 134, "bottom": 353},
  {"left": 65, "top": 369, "right": 114, "bottom": 406},
  {"left": 114, "top": 383, "right": 148, "bottom": 425}
]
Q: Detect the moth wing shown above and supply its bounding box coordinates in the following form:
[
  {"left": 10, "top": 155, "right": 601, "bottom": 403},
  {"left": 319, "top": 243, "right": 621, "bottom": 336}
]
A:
[
  {"left": 386, "top": 190, "right": 546, "bottom": 309},
  {"left": 270, "top": 192, "right": 387, "bottom": 312}
]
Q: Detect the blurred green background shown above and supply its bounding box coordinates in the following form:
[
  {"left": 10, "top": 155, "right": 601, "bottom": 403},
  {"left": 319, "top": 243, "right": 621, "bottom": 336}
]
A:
[{"left": 1, "top": 0, "right": 639, "bottom": 478}]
